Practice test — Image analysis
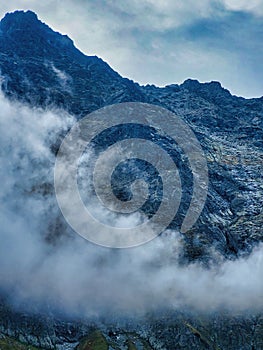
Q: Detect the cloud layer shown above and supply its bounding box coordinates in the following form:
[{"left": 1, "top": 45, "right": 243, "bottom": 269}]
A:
[
  {"left": 0, "top": 0, "right": 262, "bottom": 97},
  {"left": 0, "top": 94, "right": 262, "bottom": 319}
]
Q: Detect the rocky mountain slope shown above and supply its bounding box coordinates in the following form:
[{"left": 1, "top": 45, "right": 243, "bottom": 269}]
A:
[
  {"left": 1, "top": 10, "right": 262, "bottom": 260},
  {"left": 0, "top": 10, "right": 262, "bottom": 350},
  {"left": 0, "top": 10, "right": 145, "bottom": 116},
  {"left": 142, "top": 81, "right": 263, "bottom": 260}
]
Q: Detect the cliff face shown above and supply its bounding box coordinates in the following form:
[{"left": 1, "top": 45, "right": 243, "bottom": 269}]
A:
[
  {"left": 142, "top": 82, "right": 263, "bottom": 260},
  {"left": 0, "top": 10, "right": 262, "bottom": 350}
]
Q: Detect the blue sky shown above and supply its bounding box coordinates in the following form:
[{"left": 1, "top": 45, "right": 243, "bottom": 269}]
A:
[{"left": 0, "top": 0, "right": 262, "bottom": 98}]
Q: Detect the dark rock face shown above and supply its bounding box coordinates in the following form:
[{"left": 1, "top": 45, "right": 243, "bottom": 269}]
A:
[
  {"left": 141, "top": 82, "right": 263, "bottom": 259},
  {"left": 0, "top": 10, "right": 262, "bottom": 350},
  {"left": 0, "top": 10, "right": 145, "bottom": 116}
]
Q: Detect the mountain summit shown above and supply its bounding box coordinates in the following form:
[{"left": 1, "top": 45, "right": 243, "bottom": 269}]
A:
[
  {"left": 1, "top": 10, "right": 39, "bottom": 31},
  {"left": 0, "top": 10, "right": 76, "bottom": 57},
  {"left": 0, "top": 10, "right": 145, "bottom": 115}
]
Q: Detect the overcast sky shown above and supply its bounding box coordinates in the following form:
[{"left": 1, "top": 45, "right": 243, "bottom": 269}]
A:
[{"left": 0, "top": 0, "right": 262, "bottom": 98}]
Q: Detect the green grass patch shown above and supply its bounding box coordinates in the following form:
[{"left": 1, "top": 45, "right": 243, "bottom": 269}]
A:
[
  {"left": 126, "top": 339, "right": 137, "bottom": 350},
  {"left": 76, "top": 330, "right": 108, "bottom": 350},
  {"left": 0, "top": 335, "right": 41, "bottom": 350}
]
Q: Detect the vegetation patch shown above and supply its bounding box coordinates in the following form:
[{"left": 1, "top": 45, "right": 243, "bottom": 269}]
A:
[
  {"left": 76, "top": 330, "right": 108, "bottom": 350},
  {"left": 0, "top": 335, "right": 41, "bottom": 350}
]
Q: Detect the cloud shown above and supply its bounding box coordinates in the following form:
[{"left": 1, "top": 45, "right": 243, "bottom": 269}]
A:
[
  {"left": 0, "top": 1, "right": 262, "bottom": 97},
  {"left": 222, "top": 0, "right": 263, "bottom": 16},
  {"left": 0, "top": 93, "right": 262, "bottom": 319}
]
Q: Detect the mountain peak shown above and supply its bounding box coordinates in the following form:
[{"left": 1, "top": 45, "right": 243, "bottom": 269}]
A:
[
  {"left": 4, "top": 9, "right": 38, "bottom": 19},
  {"left": 0, "top": 10, "right": 40, "bottom": 32},
  {"left": 180, "top": 78, "right": 232, "bottom": 102},
  {"left": 181, "top": 79, "right": 222, "bottom": 90},
  {"left": 0, "top": 10, "right": 75, "bottom": 57},
  {"left": 0, "top": 10, "right": 145, "bottom": 115}
]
